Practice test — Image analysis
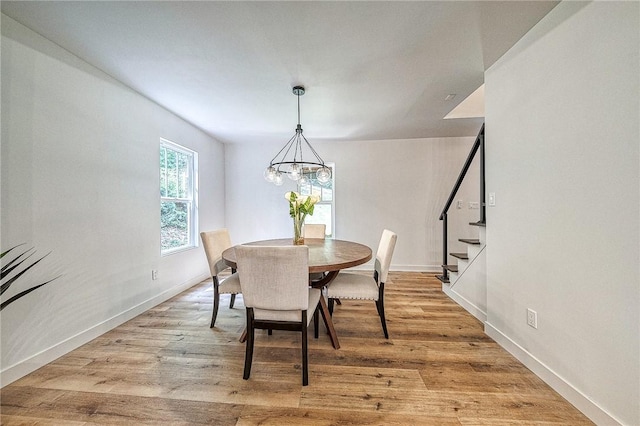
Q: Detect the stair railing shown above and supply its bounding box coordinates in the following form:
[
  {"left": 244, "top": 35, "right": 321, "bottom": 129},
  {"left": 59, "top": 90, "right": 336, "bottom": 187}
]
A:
[{"left": 438, "top": 123, "right": 485, "bottom": 282}]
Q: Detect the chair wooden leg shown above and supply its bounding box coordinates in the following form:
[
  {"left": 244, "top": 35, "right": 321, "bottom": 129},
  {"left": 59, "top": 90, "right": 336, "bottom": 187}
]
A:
[
  {"left": 229, "top": 293, "right": 236, "bottom": 309},
  {"left": 243, "top": 308, "right": 255, "bottom": 380},
  {"left": 328, "top": 298, "right": 335, "bottom": 315},
  {"left": 241, "top": 308, "right": 316, "bottom": 384},
  {"left": 210, "top": 277, "right": 220, "bottom": 328},
  {"left": 378, "top": 283, "right": 389, "bottom": 339},
  {"left": 301, "top": 311, "right": 309, "bottom": 386},
  {"left": 314, "top": 308, "right": 319, "bottom": 339}
]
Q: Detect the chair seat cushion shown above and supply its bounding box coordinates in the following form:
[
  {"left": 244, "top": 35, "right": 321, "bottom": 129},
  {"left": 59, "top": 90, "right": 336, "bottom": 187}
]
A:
[
  {"left": 254, "top": 288, "right": 321, "bottom": 324},
  {"left": 326, "top": 273, "right": 378, "bottom": 300},
  {"left": 219, "top": 272, "right": 242, "bottom": 294}
]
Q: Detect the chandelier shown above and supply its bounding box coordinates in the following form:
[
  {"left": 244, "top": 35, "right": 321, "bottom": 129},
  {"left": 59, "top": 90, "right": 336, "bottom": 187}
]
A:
[{"left": 264, "top": 86, "right": 332, "bottom": 186}]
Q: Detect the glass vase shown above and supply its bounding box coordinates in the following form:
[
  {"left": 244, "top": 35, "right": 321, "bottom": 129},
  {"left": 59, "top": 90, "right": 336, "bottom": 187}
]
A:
[{"left": 293, "top": 216, "right": 304, "bottom": 245}]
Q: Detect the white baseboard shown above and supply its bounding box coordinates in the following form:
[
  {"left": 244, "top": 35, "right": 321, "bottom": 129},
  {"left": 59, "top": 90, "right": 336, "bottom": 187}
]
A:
[
  {"left": 347, "top": 263, "right": 441, "bottom": 273},
  {"left": 0, "top": 274, "right": 208, "bottom": 387},
  {"left": 485, "top": 322, "right": 623, "bottom": 426},
  {"left": 442, "top": 284, "right": 487, "bottom": 323},
  {"left": 394, "top": 264, "right": 441, "bottom": 272}
]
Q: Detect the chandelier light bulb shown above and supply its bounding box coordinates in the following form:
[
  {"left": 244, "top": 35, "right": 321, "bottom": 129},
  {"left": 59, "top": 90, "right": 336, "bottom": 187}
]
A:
[
  {"left": 298, "top": 173, "right": 309, "bottom": 186},
  {"left": 316, "top": 166, "right": 331, "bottom": 183},
  {"left": 274, "top": 171, "right": 284, "bottom": 186},
  {"left": 288, "top": 163, "right": 300, "bottom": 180},
  {"left": 264, "top": 166, "right": 276, "bottom": 182}
]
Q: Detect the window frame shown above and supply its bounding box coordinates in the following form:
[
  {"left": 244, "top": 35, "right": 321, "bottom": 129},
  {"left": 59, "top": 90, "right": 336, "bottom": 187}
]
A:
[{"left": 160, "top": 138, "right": 199, "bottom": 255}]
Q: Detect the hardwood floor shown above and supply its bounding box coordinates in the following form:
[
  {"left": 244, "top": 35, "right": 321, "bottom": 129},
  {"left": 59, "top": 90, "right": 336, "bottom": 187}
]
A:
[{"left": 1, "top": 272, "right": 593, "bottom": 425}]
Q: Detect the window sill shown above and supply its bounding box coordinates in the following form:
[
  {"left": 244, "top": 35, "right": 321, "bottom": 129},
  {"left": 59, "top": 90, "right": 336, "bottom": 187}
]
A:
[{"left": 161, "top": 245, "right": 198, "bottom": 257}]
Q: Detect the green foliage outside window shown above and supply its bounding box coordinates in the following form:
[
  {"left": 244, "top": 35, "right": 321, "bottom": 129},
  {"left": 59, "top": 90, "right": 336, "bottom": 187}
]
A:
[{"left": 161, "top": 201, "right": 189, "bottom": 250}]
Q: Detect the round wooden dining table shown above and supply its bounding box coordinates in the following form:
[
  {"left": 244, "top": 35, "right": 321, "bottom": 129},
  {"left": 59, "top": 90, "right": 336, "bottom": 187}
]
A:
[{"left": 222, "top": 238, "right": 372, "bottom": 349}]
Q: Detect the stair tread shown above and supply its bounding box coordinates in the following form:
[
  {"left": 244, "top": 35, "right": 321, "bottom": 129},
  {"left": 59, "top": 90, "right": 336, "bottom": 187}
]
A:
[
  {"left": 469, "top": 221, "right": 486, "bottom": 227},
  {"left": 443, "top": 264, "right": 458, "bottom": 273},
  {"left": 436, "top": 275, "right": 450, "bottom": 284},
  {"left": 450, "top": 252, "right": 468, "bottom": 260},
  {"left": 459, "top": 238, "right": 481, "bottom": 245}
]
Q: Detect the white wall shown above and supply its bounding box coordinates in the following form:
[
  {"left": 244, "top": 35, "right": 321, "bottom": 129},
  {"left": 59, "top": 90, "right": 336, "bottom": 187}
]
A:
[
  {"left": 484, "top": 2, "right": 639, "bottom": 425},
  {"left": 225, "top": 136, "right": 481, "bottom": 271},
  {"left": 1, "top": 15, "right": 226, "bottom": 385}
]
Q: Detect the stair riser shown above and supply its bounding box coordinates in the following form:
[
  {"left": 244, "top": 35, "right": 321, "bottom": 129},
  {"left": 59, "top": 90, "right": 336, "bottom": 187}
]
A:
[
  {"left": 468, "top": 244, "right": 482, "bottom": 259},
  {"left": 479, "top": 226, "right": 486, "bottom": 245}
]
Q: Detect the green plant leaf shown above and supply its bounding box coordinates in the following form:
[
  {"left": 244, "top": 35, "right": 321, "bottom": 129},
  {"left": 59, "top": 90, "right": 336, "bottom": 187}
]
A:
[
  {"left": 0, "top": 243, "right": 25, "bottom": 259},
  {"left": 0, "top": 276, "right": 60, "bottom": 311},
  {"left": 1, "top": 245, "right": 59, "bottom": 310},
  {"left": 1, "top": 248, "right": 36, "bottom": 280},
  {"left": 1, "top": 251, "right": 51, "bottom": 296}
]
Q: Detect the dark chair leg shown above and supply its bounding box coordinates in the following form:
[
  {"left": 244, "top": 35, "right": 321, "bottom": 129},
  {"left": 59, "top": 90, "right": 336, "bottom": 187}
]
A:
[
  {"left": 328, "top": 298, "right": 335, "bottom": 315},
  {"left": 229, "top": 293, "right": 236, "bottom": 309},
  {"left": 301, "top": 311, "right": 309, "bottom": 386},
  {"left": 243, "top": 308, "right": 255, "bottom": 380},
  {"left": 268, "top": 329, "right": 272, "bottom": 335},
  {"left": 241, "top": 309, "right": 315, "bottom": 384},
  {"left": 314, "top": 307, "right": 319, "bottom": 338},
  {"left": 378, "top": 283, "right": 389, "bottom": 339},
  {"left": 210, "top": 277, "right": 220, "bottom": 328},
  {"left": 336, "top": 299, "right": 342, "bottom": 305}
]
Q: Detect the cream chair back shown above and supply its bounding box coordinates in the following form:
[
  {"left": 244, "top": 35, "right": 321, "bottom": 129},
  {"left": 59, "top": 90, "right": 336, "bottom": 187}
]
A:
[
  {"left": 200, "top": 229, "right": 233, "bottom": 276},
  {"left": 303, "top": 224, "right": 326, "bottom": 239},
  {"left": 375, "top": 229, "right": 397, "bottom": 284},
  {"left": 235, "top": 245, "right": 310, "bottom": 312}
]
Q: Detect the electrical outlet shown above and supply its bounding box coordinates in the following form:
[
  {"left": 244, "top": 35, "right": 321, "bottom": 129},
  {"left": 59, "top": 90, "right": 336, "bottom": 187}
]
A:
[
  {"left": 488, "top": 192, "right": 496, "bottom": 206},
  {"left": 527, "top": 308, "right": 538, "bottom": 329},
  {"left": 152, "top": 270, "right": 158, "bottom": 280},
  {"left": 456, "top": 200, "right": 463, "bottom": 209},
  {"left": 468, "top": 201, "right": 479, "bottom": 209}
]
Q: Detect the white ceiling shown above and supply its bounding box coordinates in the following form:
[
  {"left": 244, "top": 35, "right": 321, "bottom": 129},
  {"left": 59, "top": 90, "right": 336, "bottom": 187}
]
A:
[{"left": 1, "top": 1, "right": 558, "bottom": 145}]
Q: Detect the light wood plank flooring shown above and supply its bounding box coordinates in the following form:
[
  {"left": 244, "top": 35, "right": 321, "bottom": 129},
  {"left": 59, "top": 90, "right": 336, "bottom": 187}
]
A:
[{"left": 1, "top": 272, "right": 593, "bottom": 425}]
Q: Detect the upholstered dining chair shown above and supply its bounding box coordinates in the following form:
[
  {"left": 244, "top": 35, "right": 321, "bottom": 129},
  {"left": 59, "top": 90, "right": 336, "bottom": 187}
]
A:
[
  {"left": 327, "top": 229, "right": 397, "bottom": 339},
  {"left": 303, "top": 223, "right": 326, "bottom": 239},
  {"left": 304, "top": 223, "right": 327, "bottom": 285},
  {"left": 234, "top": 245, "right": 321, "bottom": 386},
  {"left": 200, "top": 229, "right": 242, "bottom": 328}
]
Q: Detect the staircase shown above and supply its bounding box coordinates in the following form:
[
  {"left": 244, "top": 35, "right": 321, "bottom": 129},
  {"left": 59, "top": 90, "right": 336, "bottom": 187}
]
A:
[
  {"left": 438, "top": 223, "right": 487, "bottom": 322},
  {"left": 435, "top": 124, "right": 487, "bottom": 322},
  {"left": 441, "top": 222, "right": 485, "bottom": 286}
]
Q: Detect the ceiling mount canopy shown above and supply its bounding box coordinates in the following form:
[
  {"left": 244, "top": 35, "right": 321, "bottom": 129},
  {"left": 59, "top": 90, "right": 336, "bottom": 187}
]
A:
[{"left": 264, "top": 86, "right": 331, "bottom": 186}]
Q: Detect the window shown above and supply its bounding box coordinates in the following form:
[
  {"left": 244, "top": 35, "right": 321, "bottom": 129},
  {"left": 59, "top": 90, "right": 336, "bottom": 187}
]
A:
[
  {"left": 160, "top": 139, "right": 198, "bottom": 254},
  {"left": 298, "top": 163, "right": 335, "bottom": 237}
]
